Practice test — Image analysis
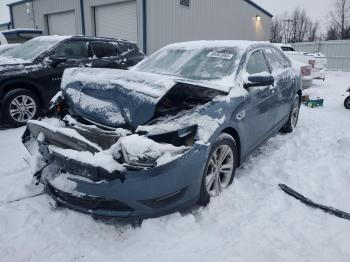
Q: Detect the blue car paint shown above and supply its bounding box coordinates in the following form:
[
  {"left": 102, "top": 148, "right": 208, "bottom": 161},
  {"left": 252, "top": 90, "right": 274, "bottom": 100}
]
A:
[{"left": 24, "top": 43, "right": 302, "bottom": 219}]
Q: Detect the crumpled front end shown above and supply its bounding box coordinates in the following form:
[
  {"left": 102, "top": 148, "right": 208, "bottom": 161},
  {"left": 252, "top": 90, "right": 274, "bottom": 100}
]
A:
[
  {"left": 21, "top": 68, "right": 231, "bottom": 218},
  {"left": 22, "top": 113, "right": 212, "bottom": 218}
]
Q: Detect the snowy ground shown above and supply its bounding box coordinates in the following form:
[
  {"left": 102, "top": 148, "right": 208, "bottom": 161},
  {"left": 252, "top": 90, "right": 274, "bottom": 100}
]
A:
[{"left": 1, "top": 71, "right": 350, "bottom": 262}]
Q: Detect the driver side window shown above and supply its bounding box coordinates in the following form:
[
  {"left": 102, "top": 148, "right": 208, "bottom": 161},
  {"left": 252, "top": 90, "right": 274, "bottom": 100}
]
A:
[
  {"left": 246, "top": 50, "right": 270, "bottom": 75},
  {"left": 54, "top": 40, "right": 89, "bottom": 60}
]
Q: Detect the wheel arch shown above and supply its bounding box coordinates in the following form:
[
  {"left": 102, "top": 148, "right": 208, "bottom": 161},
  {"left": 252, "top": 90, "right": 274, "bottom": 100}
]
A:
[
  {"left": 221, "top": 127, "right": 242, "bottom": 167},
  {"left": 0, "top": 79, "right": 46, "bottom": 109}
]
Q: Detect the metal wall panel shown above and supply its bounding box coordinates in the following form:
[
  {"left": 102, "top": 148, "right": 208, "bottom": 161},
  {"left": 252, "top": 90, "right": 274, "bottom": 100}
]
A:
[
  {"left": 146, "top": 0, "right": 272, "bottom": 54},
  {"left": 47, "top": 10, "right": 77, "bottom": 35},
  {"left": 94, "top": 1, "right": 138, "bottom": 42},
  {"left": 11, "top": 2, "right": 35, "bottom": 29},
  {"left": 293, "top": 40, "right": 350, "bottom": 70},
  {"left": 10, "top": 0, "right": 81, "bottom": 34}
]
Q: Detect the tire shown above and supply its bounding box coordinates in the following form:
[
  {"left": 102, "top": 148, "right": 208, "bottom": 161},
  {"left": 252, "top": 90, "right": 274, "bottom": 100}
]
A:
[
  {"left": 280, "top": 95, "right": 300, "bottom": 134},
  {"left": 198, "top": 133, "right": 238, "bottom": 206},
  {"left": 1, "top": 89, "right": 39, "bottom": 127},
  {"left": 344, "top": 96, "right": 350, "bottom": 110}
]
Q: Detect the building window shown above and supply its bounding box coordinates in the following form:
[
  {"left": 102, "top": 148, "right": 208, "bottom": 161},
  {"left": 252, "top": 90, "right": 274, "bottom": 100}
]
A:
[{"left": 180, "top": 0, "right": 190, "bottom": 8}]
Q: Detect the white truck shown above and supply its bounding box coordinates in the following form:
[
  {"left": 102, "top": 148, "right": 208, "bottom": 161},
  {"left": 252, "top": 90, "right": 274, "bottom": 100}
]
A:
[{"left": 275, "top": 43, "right": 327, "bottom": 81}]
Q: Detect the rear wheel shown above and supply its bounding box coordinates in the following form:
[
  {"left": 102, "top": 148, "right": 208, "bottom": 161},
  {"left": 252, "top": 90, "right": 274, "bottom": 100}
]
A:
[
  {"left": 1, "top": 89, "right": 39, "bottom": 127},
  {"left": 198, "top": 133, "right": 238, "bottom": 206},
  {"left": 344, "top": 96, "right": 350, "bottom": 109},
  {"left": 281, "top": 95, "right": 300, "bottom": 133}
]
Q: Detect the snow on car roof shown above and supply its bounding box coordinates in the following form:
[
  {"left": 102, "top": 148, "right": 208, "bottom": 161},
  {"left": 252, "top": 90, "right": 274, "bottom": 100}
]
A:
[
  {"left": 166, "top": 40, "right": 270, "bottom": 50},
  {"left": 33, "top": 35, "right": 72, "bottom": 42},
  {"left": 273, "top": 43, "right": 293, "bottom": 48}
]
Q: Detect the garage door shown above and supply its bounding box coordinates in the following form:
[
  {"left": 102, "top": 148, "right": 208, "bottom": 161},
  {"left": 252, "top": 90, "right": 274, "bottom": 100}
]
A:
[
  {"left": 95, "top": 1, "right": 137, "bottom": 43},
  {"left": 47, "top": 10, "right": 77, "bottom": 35}
]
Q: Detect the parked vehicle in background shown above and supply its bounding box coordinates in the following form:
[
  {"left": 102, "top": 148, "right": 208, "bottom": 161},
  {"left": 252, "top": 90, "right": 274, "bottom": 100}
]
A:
[
  {"left": 0, "top": 35, "right": 145, "bottom": 127},
  {"left": 22, "top": 41, "right": 302, "bottom": 219},
  {"left": 275, "top": 43, "right": 327, "bottom": 81},
  {"left": 0, "top": 29, "right": 42, "bottom": 44},
  {"left": 345, "top": 88, "right": 350, "bottom": 109}
]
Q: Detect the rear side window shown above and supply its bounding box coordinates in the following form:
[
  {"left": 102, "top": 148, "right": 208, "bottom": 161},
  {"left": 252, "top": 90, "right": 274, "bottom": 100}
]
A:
[
  {"left": 91, "top": 41, "right": 119, "bottom": 58},
  {"left": 54, "top": 40, "right": 89, "bottom": 59},
  {"left": 281, "top": 46, "right": 295, "bottom": 52},
  {"left": 246, "top": 50, "right": 270, "bottom": 75},
  {"left": 265, "top": 48, "right": 290, "bottom": 71},
  {"left": 117, "top": 42, "right": 137, "bottom": 55}
]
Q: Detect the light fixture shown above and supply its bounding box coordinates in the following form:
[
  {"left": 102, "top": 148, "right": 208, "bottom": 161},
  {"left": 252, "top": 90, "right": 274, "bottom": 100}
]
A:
[{"left": 255, "top": 15, "right": 261, "bottom": 22}]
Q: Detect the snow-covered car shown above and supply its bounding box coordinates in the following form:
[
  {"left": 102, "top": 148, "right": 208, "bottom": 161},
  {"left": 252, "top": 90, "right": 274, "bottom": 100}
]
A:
[
  {"left": 275, "top": 43, "right": 327, "bottom": 81},
  {"left": 22, "top": 41, "right": 302, "bottom": 219}
]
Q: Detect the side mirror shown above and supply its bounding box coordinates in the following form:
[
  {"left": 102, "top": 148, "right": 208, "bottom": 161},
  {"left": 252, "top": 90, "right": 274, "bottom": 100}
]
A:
[
  {"left": 49, "top": 55, "right": 67, "bottom": 67},
  {"left": 244, "top": 74, "right": 274, "bottom": 89}
]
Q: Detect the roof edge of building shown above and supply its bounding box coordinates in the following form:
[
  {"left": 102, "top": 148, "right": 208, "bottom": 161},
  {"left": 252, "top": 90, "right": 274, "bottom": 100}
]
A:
[
  {"left": 7, "top": 0, "right": 32, "bottom": 7},
  {"left": 243, "top": 0, "right": 273, "bottom": 18}
]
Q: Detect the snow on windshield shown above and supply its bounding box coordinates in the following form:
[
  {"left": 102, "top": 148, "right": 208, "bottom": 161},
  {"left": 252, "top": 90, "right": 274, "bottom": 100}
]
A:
[
  {"left": 0, "top": 35, "right": 70, "bottom": 64},
  {"left": 134, "top": 41, "right": 246, "bottom": 81}
]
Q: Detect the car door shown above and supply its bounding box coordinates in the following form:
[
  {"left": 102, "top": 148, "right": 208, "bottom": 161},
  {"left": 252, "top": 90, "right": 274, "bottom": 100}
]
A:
[
  {"left": 90, "top": 41, "right": 127, "bottom": 69},
  {"left": 264, "top": 48, "right": 295, "bottom": 127},
  {"left": 236, "top": 49, "right": 279, "bottom": 154},
  {"left": 38, "top": 39, "right": 92, "bottom": 99}
]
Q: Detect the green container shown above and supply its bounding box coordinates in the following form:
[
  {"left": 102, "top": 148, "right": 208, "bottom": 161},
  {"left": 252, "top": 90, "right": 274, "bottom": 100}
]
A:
[{"left": 304, "top": 99, "right": 324, "bottom": 108}]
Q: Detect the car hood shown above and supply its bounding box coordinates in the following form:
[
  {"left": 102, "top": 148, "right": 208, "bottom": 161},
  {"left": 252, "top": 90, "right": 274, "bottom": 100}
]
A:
[{"left": 61, "top": 68, "right": 229, "bottom": 129}]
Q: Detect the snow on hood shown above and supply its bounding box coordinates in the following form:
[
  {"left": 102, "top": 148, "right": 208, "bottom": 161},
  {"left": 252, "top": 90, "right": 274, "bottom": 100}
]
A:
[
  {"left": 0, "top": 56, "right": 29, "bottom": 65},
  {"left": 61, "top": 68, "right": 176, "bottom": 129},
  {"left": 61, "top": 68, "right": 230, "bottom": 129}
]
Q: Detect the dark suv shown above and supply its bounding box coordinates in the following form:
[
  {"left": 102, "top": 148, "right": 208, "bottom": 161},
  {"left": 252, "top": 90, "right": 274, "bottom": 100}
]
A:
[{"left": 0, "top": 36, "right": 145, "bottom": 127}]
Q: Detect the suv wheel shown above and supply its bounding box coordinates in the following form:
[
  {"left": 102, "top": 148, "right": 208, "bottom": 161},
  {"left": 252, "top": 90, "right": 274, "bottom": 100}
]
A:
[
  {"left": 344, "top": 96, "right": 350, "bottom": 109},
  {"left": 281, "top": 95, "right": 300, "bottom": 133},
  {"left": 1, "top": 89, "right": 39, "bottom": 127},
  {"left": 198, "top": 133, "right": 238, "bottom": 206}
]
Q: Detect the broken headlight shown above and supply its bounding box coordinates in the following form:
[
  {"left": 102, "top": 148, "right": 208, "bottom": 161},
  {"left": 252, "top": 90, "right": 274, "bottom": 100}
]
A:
[
  {"left": 114, "top": 126, "right": 197, "bottom": 169},
  {"left": 147, "top": 125, "right": 198, "bottom": 147}
]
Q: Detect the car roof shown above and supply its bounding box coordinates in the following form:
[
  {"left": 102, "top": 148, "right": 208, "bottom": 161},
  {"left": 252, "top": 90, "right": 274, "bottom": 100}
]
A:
[
  {"left": 69, "top": 35, "right": 136, "bottom": 44},
  {"left": 273, "top": 43, "right": 293, "bottom": 48},
  {"left": 165, "top": 40, "right": 273, "bottom": 51}
]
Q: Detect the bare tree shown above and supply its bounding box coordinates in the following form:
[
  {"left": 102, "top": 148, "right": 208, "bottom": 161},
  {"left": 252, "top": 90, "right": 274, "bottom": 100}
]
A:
[
  {"left": 270, "top": 8, "right": 320, "bottom": 43},
  {"left": 327, "top": 0, "right": 350, "bottom": 39}
]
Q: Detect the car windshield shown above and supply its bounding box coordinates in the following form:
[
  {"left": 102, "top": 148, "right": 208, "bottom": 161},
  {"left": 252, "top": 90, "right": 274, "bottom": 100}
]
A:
[
  {"left": 2, "top": 37, "right": 62, "bottom": 61},
  {"left": 135, "top": 46, "right": 239, "bottom": 80}
]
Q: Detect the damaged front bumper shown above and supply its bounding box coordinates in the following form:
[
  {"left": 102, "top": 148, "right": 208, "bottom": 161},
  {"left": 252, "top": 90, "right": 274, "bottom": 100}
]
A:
[{"left": 23, "top": 120, "right": 211, "bottom": 219}]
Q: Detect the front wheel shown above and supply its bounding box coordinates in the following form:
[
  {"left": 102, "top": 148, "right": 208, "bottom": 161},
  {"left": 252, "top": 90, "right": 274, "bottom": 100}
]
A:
[
  {"left": 1, "top": 89, "right": 39, "bottom": 127},
  {"left": 344, "top": 96, "right": 350, "bottom": 109},
  {"left": 281, "top": 95, "right": 300, "bottom": 133},
  {"left": 198, "top": 133, "right": 238, "bottom": 206}
]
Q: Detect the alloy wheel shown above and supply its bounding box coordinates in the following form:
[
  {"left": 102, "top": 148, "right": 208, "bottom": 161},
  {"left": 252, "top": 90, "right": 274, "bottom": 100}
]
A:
[
  {"left": 205, "top": 145, "right": 234, "bottom": 197},
  {"left": 9, "top": 95, "right": 37, "bottom": 123}
]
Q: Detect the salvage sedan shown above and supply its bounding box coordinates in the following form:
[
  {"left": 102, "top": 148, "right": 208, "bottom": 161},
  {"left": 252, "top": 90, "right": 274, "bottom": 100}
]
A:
[{"left": 22, "top": 41, "right": 302, "bottom": 219}]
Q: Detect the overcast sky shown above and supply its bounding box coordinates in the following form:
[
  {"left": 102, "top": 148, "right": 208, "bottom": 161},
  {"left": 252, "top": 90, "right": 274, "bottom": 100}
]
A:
[{"left": 0, "top": 0, "right": 335, "bottom": 25}]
